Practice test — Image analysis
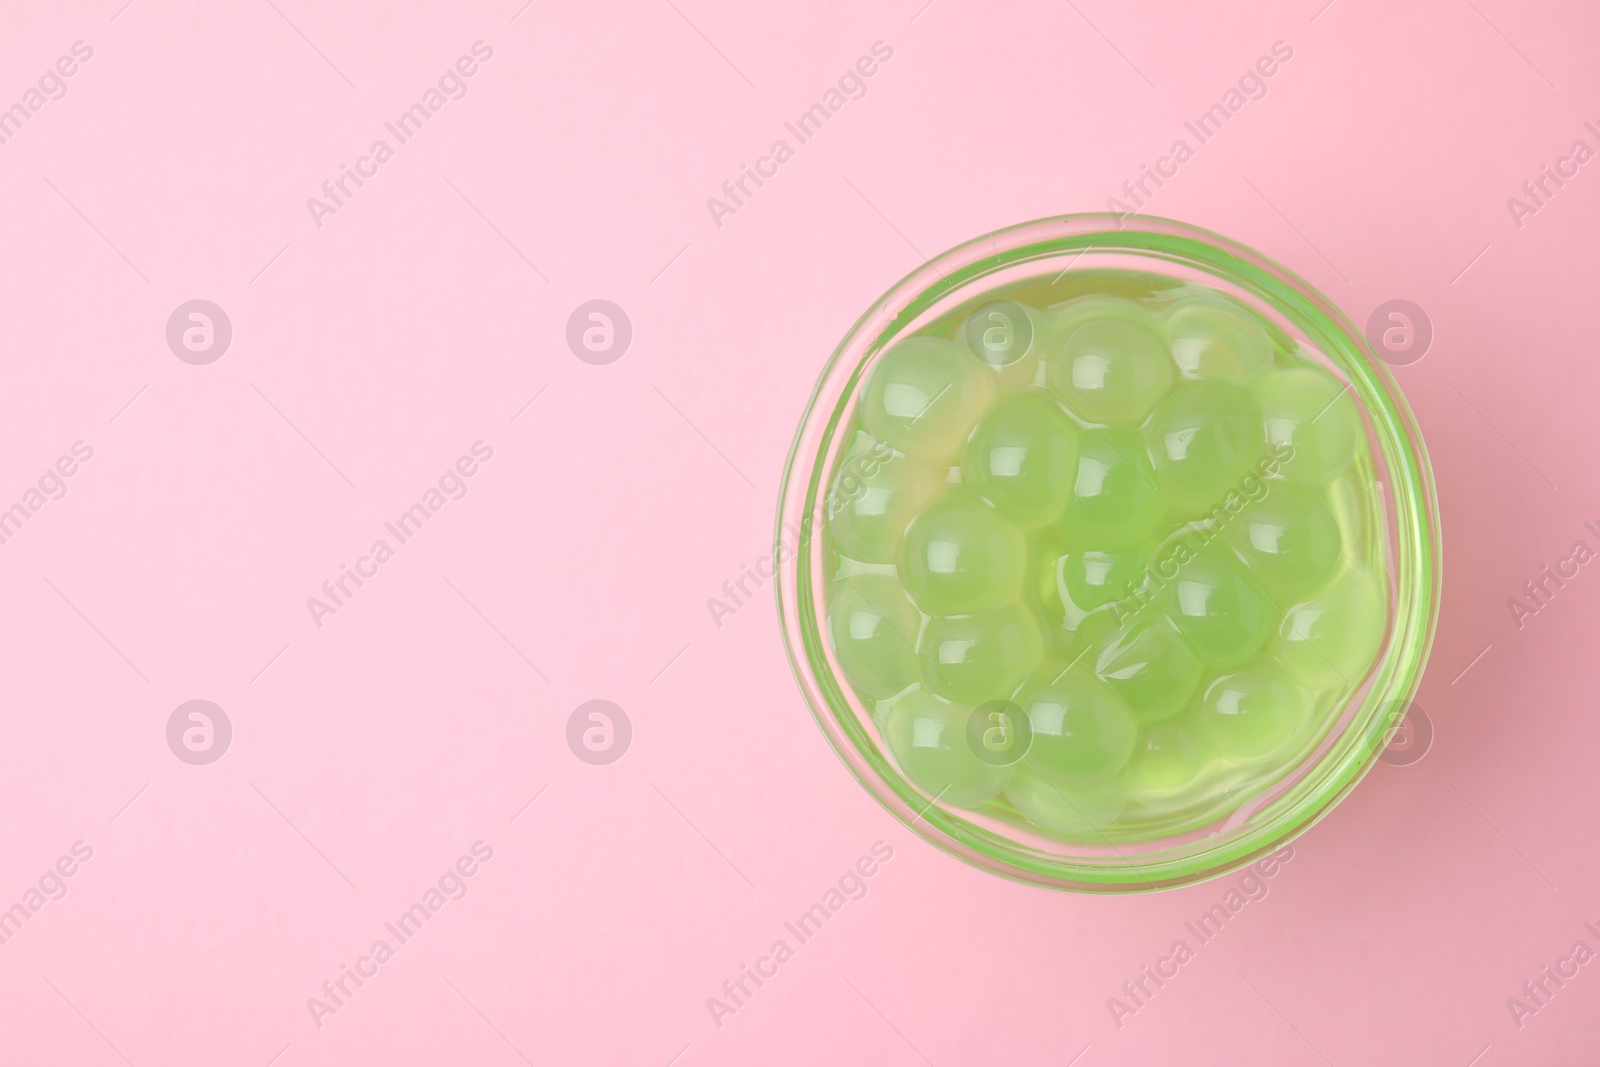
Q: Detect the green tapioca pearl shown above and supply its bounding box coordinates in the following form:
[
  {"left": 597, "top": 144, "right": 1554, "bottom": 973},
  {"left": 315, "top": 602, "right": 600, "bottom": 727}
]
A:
[
  {"left": 1165, "top": 296, "right": 1273, "bottom": 383},
  {"left": 1048, "top": 294, "right": 1157, "bottom": 343},
  {"left": 1125, "top": 723, "right": 1205, "bottom": 802},
  {"left": 1147, "top": 382, "right": 1264, "bottom": 514},
  {"left": 1015, "top": 671, "right": 1138, "bottom": 789},
  {"left": 1194, "top": 661, "right": 1312, "bottom": 762},
  {"left": 961, "top": 396, "right": 1079, "bottom": 528},
  {"left": 1093, "top": 618, "right": 1202, "bottom": 724},
  {"left": 1223, "top": 483, "right": 1342, "bottom": 599},
  {"left": 900, "top": 494, "right": 1026, "bottom": 615},
  {"left": 1058, "top": 542, "right": 1152, "bottom": 614},
  {"left": 826, "top": 445, "right": 941, "bottom": 564},
  {"left": 861, "top": 336, "right": 994, "bottom": 463},
  {"left": 918, "top": 604, "right": 1045, "bottom": 706},
  {"left": 1059, "top": 429, "right": 1165, "bottom": 548},
  {"left": 1273, "top": 567, "right": 1387, "bottom": 688},
  {"left": 1048, "top": 316, "right": 1174, "bottom": 426},
  {"left": 827, "top": 575, "right": 925, "bottom": 699},
  {"left": 1003, "top": 773, "right": 1125, "bottom": 837},
  {"left": 1158, "top": 542, "right": 1272, "bottom": 668},
  {"left": 1256, "top": 366, "right": 1359, "bottom": 485},
  {"left": 884, "top": 690, "right": 1009, "bottom": 808}
]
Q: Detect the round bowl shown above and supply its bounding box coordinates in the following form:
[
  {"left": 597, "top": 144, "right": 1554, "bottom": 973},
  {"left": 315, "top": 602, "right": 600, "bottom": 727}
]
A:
[{"left": 775, "top": 213, "right": 1440, "bottom": 893}]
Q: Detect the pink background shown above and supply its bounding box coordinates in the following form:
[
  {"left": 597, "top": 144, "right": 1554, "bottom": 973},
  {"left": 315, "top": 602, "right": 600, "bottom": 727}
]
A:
[{"left": 1, "top": 0, "right": 1597, "bottom": 1063}]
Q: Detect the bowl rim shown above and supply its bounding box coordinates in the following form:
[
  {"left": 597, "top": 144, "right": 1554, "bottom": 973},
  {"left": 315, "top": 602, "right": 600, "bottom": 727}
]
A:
[{"left": 774, "top": 212, "right": 1441, "bottom": 893}]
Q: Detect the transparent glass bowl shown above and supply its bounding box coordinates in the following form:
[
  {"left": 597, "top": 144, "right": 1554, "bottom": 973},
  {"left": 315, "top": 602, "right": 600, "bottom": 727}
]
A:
[{"left": 775, "top": 214, "right": 1440, "bottom": 893}]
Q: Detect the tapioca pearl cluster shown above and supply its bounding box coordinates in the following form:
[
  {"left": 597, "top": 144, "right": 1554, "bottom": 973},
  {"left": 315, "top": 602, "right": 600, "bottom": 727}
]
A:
[
  {"left": 1136, "top": 560, "right": 1387, "bottom": 799},
  {"left": 893, "top": 663, "right": 1147, "bottom": 834},
  {"left": 823, "top": 287, "right": 1383, "bottom": 831}
]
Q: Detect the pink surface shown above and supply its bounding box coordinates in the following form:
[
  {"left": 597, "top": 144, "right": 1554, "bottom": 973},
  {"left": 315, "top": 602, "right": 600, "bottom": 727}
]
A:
[{"left": 1, "top": 0, "right": 1597, "bottom": 1063}]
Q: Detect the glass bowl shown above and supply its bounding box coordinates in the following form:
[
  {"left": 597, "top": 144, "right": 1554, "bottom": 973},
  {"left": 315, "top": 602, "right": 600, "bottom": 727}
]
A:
[{"left": 775, "top": 213, "right": 1440, "bottom": 893}]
